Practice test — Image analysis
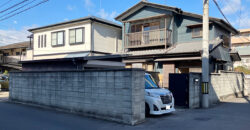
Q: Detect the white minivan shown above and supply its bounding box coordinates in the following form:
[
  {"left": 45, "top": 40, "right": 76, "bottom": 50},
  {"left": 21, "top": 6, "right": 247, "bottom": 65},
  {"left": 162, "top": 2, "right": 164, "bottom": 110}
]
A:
[{"left": 145, "top": 73, "right": 175, "bottom": 115}]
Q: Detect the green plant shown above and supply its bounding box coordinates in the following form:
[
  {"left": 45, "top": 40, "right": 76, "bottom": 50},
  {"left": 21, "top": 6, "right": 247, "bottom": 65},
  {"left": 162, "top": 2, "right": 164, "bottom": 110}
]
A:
[
  {"left": 0, "top": 81, "right": 9, "bottom": 90},
  {"left": 234, "top": 66, "right": 250, "bottom": 74},
  {"left": 3, "top": 70, "right": 8, "bottom": 75}
]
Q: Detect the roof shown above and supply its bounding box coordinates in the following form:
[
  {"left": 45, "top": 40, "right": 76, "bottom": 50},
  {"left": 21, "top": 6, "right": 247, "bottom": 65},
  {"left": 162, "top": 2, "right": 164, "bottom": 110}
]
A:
[
  {"left": 115, "top": 1, "right": 238, "bottom": 34},
  {"left": 239, "top": 29, "right": 250, "bottom": 33},
  {"left": 168, "top": 39, "right": 223, "bottom": 54},
  {"left": 0, "top": 41, "right": 29, "bottom": 50},
  {"left": 29, "top": 16, "right": 122, "bottom": 32},
  {"left": 231, "top": 36, "right": 250, "bottom": 44},
  {"left": 20, "top": 54, "right": 124, "bottom": 64}
]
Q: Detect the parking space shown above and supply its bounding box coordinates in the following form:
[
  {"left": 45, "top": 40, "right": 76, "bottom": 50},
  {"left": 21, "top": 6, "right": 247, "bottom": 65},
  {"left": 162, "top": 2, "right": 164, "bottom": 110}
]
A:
[
  {"left": 0, "top": 95, "right": 250, "bottom": 130},
  {"left": 0, "top": 91, "right": 8, "bottom": 101}
]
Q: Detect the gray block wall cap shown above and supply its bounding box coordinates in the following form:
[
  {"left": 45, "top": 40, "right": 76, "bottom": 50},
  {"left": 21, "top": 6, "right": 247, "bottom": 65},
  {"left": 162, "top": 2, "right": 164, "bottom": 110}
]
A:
[{"left": 9, "top": 68, "right": 145, "bottom": 73}]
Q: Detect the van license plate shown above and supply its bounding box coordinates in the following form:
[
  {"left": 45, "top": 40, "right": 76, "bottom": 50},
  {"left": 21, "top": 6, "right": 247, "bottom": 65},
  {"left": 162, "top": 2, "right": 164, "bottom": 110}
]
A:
[{"left": 166, "top": 105, "right": 170, "bottom": 109}]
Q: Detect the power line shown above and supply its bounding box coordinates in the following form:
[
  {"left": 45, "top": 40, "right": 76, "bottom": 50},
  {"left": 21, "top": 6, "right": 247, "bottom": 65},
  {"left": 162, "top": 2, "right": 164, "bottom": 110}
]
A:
[
  {"left": 0, "top": 0, "right": 14, "bottom": 9},
  {"left": 212, "top": 0, "right": 231, "bottom": 25},
  {"left": 0, "top": 0, "right": 49, "bottom": 22},
  {"left": 0, "top": 0, "right": 28, "bottom": 14},
  {"left": 0, "top": 0, "right": 37, "bottom": 19}
]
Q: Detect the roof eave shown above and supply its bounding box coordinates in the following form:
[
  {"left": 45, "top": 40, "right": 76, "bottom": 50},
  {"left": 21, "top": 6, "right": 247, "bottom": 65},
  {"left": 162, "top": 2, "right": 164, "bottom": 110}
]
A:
[{"left": 29, "top": 16, "right": 122, "bottom": 32}]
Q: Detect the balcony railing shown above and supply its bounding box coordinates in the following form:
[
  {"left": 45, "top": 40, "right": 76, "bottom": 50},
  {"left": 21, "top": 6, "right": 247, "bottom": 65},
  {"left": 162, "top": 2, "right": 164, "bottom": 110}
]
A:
[{"left": 125, "top": 29, "right": 172, "bottom": 49}]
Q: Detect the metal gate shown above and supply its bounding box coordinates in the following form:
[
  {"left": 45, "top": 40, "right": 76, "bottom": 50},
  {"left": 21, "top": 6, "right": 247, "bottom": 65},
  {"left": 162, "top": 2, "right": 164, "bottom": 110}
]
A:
[{"left": 169, "top": 74, "right": 189, "bottom": 107}]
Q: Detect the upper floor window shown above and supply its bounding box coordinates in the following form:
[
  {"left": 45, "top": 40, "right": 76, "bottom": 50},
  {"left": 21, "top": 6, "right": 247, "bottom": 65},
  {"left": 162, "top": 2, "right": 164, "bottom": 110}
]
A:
[
  {"left": 52, "top": 31, "right": 65, "bottom": 46},
  {"left": 130, "top": 22, "right": 160, "bottom": 33},
  {"left": 69, "top": 28, "right": 85, "bottom": 44},
  {"left": 192, "top": 27, "right": 202, "bottom": 38},
  {"left": 38, "top": 34, "right": 47, "bottom": 48}
]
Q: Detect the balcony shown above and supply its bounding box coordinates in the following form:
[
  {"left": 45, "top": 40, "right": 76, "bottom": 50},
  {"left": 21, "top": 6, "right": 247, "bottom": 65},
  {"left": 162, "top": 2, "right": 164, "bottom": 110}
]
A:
[{"left": 125, "top": 29, "right": 172, "bottom": 49}]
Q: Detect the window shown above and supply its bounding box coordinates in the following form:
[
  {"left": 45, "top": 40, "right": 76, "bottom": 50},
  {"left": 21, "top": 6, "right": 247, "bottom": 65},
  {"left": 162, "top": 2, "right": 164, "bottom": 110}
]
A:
[
  {"left": 69, "top": 28, "right": 84, "bottom": 44},
  {"left": 3, "top": 53, "right": 9, "bottom": 56},
  {"left": 41, "top": 35, "right": 43, "bottom": 48},
  {"left": 192, "top": 27, "right": 202, "bottom": 38},
  {"left": 38, "top": 35, "right": 40, "bottom": 48},
  {"left": 44, "top": 35, "right": 46, "bottom": 47},
  {"left": 16, "top": 52, "right": 20, "bottom": 56},
  {"left": 52, "top": 31, "right": 65, "bottom": 46},
  {"left": 38, "top": 34, "right": 47, "bottom": 48}
]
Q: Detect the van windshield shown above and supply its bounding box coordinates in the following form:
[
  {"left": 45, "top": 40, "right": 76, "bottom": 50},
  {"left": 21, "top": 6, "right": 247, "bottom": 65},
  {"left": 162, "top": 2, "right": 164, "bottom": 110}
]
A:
[{"left": 145, "top": 74, "right": 159, "bottom": 89}]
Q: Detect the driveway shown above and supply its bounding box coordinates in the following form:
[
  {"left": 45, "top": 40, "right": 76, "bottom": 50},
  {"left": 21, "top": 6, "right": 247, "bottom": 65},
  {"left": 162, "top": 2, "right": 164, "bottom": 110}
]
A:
[{"left": 0, "top": 92, "right": 250, "bottom": 130}]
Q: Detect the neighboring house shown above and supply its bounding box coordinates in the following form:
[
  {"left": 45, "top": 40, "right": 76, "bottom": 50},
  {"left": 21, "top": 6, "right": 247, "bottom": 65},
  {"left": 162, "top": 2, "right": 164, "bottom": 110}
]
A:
[
  {"left": 231, "top": 29, "right": 250, "bottom": 69},
  {"left": 22, "top": 16, "right": 124, "bottom": 71},
  {"left": 115, "top": 1, "right": 240, "bottom": 87},
  {"left": 0, "top": 41, "right": 30, "bottom": 72}
]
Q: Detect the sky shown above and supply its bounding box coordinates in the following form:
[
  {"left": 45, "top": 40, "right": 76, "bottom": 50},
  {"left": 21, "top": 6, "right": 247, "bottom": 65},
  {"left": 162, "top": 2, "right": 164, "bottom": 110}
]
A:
[{"left": 0, "top": 0, "right": 249, "bottom": 45}]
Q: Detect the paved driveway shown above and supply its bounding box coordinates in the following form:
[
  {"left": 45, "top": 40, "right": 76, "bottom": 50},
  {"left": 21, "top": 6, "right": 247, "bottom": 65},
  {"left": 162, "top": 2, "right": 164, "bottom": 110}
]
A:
[{"left": 0, "top": 92, "right": 250, "bottom": 130}]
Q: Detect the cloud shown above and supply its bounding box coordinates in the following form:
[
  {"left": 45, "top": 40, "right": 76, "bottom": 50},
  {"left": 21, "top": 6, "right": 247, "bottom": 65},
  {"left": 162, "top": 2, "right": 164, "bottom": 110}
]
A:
[
  {"left": 67, "top": 5, "right": 76, "bottom": 11},
  {"left": 97, "top": 9, "right": 117, "bottom": 21},
  {"left": 221, "top": 0, "right": 241, "bottom": 15},
  {"left": 84, "top": 0, "right": 95, "bottom": 12},
  {"left": 0, "top": 25, "right": 37, "bottom": 46},
  {"left": 13, "top": 21, "right": 17, "bottom": 24}
]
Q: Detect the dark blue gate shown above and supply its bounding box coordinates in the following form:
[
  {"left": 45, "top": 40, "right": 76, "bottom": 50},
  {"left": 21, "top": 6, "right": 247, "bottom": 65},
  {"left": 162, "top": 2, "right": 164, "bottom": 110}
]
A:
[{"left": 169, "top": 74, "right": 189, "bottom": 107}]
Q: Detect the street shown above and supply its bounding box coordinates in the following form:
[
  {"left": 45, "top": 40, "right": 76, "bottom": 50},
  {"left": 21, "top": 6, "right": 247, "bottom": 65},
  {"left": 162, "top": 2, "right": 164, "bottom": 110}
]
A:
[{"left": 0, "top": 92, "right": 250, "bottom": 130}]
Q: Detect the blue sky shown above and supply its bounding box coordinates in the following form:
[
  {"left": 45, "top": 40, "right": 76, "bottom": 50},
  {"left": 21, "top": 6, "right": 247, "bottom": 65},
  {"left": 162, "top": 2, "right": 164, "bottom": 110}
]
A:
[{"left": 0, "top": 0, "right": 249, "bottom": 45}]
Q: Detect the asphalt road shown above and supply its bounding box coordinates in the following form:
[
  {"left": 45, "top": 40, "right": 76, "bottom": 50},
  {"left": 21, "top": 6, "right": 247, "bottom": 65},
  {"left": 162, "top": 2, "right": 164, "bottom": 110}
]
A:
[{"left": 0, "top": 92, "right": 250, "bottom": 130}]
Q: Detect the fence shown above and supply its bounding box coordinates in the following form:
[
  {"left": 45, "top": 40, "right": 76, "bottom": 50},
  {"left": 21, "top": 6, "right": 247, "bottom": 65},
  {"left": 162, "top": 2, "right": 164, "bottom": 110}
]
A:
[{"left": 9, "top": 69, "right": 145, "bottom": 125}]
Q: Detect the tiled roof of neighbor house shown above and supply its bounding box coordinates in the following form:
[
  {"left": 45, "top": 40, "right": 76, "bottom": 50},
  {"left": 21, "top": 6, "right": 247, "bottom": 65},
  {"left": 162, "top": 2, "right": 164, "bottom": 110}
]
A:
[
  {"left": 29, "top": 16, "right": 122, "bottom": 32},
  {"left": 115, "top": 1, "right": 238, "bottom": 34},
  {"left": 121, "top": 39, "right": 223, "bottom": 56},
  {"left": 231, "top": 36, "right": 250, "bottom": 44},
  {"left": 0, "top": 41, "right": 29, "bottom": 50},
  {"left": 239, "top": 29, "right": 250, "bottom": 33}
]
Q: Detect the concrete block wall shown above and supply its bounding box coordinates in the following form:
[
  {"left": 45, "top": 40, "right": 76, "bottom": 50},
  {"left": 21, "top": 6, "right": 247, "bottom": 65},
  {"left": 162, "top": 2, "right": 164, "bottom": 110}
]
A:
[
  {"left": 209, "top": 72, "right": 245, "bottom": 104},
  {"left": 9, "top": 69, "right": 145, "bottom": 125},
  {"left": 244, "top": 77, "right": 250, "bottom": 96}
]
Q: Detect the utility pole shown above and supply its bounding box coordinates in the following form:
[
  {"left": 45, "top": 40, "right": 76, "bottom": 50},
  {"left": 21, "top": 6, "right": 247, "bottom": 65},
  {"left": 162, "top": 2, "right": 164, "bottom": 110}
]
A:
[{"left": 202, "top": 0, "right": 209, "bottom": 108}]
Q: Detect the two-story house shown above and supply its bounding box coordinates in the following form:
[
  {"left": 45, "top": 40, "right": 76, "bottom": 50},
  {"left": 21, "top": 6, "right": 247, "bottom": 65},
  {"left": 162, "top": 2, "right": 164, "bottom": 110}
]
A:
[
  {"left": 231, "top": 29, "right": 250, "bottom": 69},
  {"left": 115, "top": 1, "right": 240, "bottom": 87},
  {"left": 0, "top": 41, "right": 30, "bottom": 72},
  {"left": 21, "top": 16, "right": 124, "bottom": 71}
]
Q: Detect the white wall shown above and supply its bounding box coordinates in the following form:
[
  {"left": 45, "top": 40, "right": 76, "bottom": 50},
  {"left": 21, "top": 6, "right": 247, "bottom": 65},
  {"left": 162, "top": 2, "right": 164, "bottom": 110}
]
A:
[
  {"left": 33, "top": 22, "right": 91, "bottom": 60},
  {"left": 93, "top": 22, "right": 122, "bottom": 53}
]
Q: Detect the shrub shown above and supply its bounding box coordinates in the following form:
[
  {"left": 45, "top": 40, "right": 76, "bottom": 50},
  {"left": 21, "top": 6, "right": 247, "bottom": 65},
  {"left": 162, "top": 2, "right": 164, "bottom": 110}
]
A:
[
  {"left": 234, "top": 66, "right": 250, "bottom": 74},
  {"left": 0, "top": 81, "right": 9, "bottom": 91}
]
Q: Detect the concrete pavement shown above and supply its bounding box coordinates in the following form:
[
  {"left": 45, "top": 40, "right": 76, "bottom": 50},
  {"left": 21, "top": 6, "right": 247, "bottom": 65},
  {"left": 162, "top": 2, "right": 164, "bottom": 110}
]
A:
[{"left": 0, "top": 92, "right": 250, "bottom": 130}]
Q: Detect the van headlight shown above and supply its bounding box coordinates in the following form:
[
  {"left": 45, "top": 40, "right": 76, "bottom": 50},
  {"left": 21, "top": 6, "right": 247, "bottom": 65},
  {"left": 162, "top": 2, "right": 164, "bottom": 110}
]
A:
[{"left": 146, "top": 92, "right": 160, "bottom": 98}]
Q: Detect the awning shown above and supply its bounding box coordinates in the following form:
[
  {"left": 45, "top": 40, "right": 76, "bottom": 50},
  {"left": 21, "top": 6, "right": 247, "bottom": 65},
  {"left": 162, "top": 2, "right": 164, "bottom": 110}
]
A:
[
  {"left": 84, "top": 60, "right": 125, "bottom": 69},
  {"left": 0, "top": 64, "right": 22, "bottom": 70},
  {"left": 123, "top": 59, "right": 153, "bottom": 63},
  {"left": 230, "top": 52, "right": 241, "bottom": 61},
  {"left": 154, "top": 57, "right": 201, "bottom": 62}
]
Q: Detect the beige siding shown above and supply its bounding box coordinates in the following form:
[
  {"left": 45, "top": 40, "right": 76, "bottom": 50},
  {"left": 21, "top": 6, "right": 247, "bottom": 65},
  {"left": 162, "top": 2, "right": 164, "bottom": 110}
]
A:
[
  {"left": 93, "top": 22, "right": 122, "bottom": 53},
  {"left": 33, "top": 22, "right": 91, "bottom": 60}
]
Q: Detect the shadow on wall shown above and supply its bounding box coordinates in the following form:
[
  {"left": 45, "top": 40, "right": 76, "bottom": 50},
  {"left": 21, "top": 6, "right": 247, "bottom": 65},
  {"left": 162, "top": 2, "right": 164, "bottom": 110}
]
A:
[{"left": 209, "top": 71, "right": 247, "bottom": 105}]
